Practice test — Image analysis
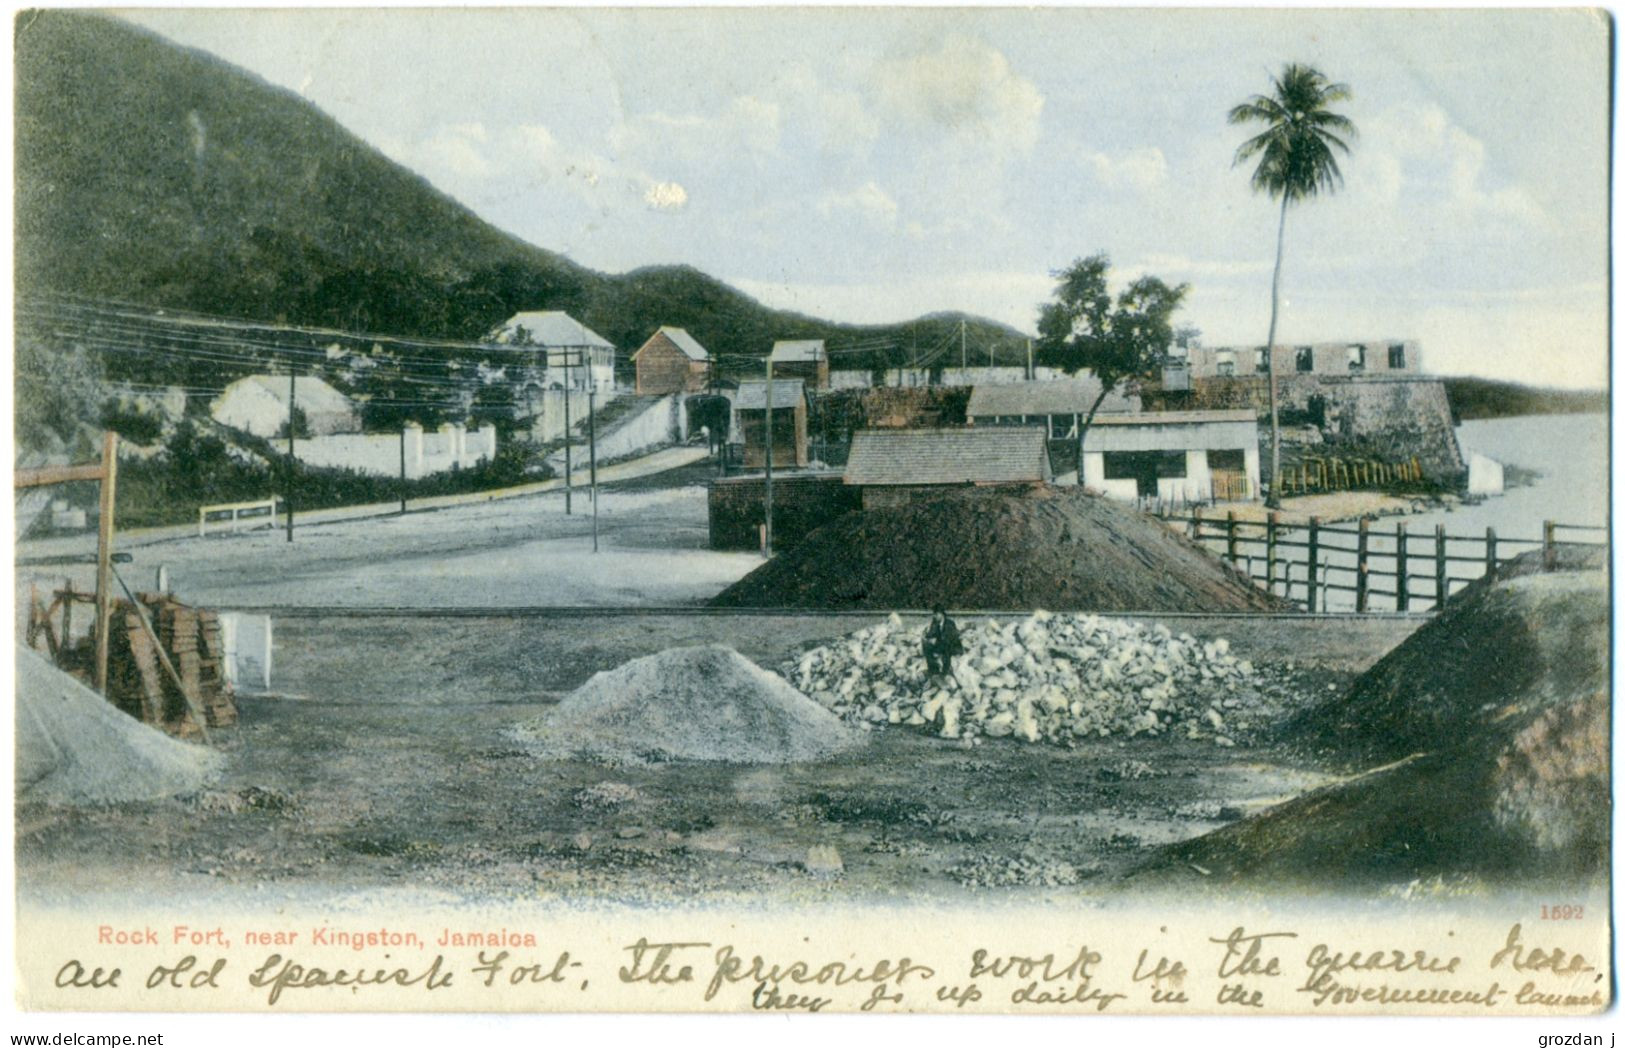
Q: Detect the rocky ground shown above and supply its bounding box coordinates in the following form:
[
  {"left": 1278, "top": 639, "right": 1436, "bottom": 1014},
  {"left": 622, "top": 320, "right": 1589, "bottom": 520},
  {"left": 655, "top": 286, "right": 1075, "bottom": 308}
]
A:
[{"left": 15, "top": 610, "right": 1409, "bottom": 909}]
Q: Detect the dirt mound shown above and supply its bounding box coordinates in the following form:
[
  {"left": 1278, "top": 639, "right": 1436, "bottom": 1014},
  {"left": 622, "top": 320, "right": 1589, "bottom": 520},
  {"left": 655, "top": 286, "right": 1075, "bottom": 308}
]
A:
[
  {"left": 711, "top": 486, "right": 1284, "bottom": 612},
  {"left": 1289, "top": 558, "right": 1607, "bottom": 765},
  {"left": 1142, "top": 562, "right": 1609, "bottom": 886},
  {"left": 517, "top": 645, "right": 861, "bottom": 764},
  {"left": 16, "top": 646, "right": 224, "bottom": 805},
  {"left": 1145, "top": 688, "right": 1608, "bottom": 886}
]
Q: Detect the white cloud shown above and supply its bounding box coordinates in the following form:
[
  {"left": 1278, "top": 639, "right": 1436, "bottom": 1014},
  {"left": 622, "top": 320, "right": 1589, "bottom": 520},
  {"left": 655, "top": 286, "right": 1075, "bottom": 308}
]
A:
[
  {"left": 643, "top": 181, "right": 689, "bottom": 212},
  {"left": 1358, "top": 103, "right": 1550, "bottom": 229},
  {"left": 1086, "top": 147, "right": 1168, "bottom": 192},
  {"left": 613, "top": 94, "right": 783, "bottom": 165},
  {"left": 874, "top": 36, "right": 1043, "bottom": 153},
  {"left": 817, "top": 181, "right": 898, "bottom": 226},
  {"left": 415, "top": 121, "right": 495, "bottom": 179}
]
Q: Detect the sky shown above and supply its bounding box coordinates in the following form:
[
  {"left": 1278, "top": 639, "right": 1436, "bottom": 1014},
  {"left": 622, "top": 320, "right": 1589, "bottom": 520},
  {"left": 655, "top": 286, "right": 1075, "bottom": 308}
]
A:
[{"left": 115, "top": 7, "right": 1612, "bottom": 388}]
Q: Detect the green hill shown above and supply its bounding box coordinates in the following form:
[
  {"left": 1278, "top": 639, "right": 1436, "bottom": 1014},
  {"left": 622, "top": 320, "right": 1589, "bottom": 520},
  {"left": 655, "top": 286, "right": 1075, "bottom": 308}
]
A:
[
  {"left": 1442, "top": 377, "right": 1607, "bottom": 422},
  {"left": 15, "top": 10, "right": 1029, "bottom": 381}
]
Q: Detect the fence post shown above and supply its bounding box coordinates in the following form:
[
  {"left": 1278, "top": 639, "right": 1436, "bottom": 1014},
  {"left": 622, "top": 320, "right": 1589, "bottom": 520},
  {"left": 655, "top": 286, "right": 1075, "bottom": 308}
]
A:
[
  {"left": 1485, "top": 526, "right": 1498, "bottom": 584},
  {"left": 1307, "top": 516, "right": 1321, "bottom": 613},
  {"left": 1434, "top": 524, "right": 1448, "bottom": 610},
  {"left": 1543, "top": 520, "right": 1557, "bottom": 572},
  {"left": 1395, "top": 521, "right": 1409, "bottom": 612},
  {"left": 1190, "top": 505, "right": 1201, "bottom": 542},
  {"left": 1355, "top": 517, "right": 1370, "bottom": 613},
  {"left": 1226, "top": 511, "right": 1238, "bottom": 565},
  {"left": 1265, "top": 511, "right": 1279, "bottom": 595}
]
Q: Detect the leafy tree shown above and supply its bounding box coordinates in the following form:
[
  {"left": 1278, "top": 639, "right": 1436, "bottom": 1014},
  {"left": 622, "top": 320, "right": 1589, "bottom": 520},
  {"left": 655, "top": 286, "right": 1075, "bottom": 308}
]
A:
[
  {"left": 1035, "top": 253, "right": 1189, "bottom": 483},
  {"left": 1229, "top": 62, "right": 1356, "bottom": 504}
]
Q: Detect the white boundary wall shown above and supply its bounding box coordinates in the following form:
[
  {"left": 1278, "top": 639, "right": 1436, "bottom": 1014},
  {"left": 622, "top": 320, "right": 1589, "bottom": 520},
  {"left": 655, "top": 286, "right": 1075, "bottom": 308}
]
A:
[{"left": 290, "top": 423, "right": 497, "bottom": 479}]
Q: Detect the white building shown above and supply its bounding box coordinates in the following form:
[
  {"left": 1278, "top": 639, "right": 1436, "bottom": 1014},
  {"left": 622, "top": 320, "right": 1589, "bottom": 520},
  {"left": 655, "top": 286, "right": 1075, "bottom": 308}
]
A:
[
  {"left": 487, "top": 311, "right": 617, "bottom": 393},
  {"left": 211, "top": 375, "right": 360, "bottom": 438},
  {"left": 1082, "top": 410, "right": 1261, "bottom": 504}
]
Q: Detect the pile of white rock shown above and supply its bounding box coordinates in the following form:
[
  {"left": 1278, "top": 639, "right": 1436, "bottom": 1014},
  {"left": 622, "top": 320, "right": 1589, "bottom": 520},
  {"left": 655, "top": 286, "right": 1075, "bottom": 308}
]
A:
[{"left": 783, "top": 612, "right": 1259, "bottom": 747}]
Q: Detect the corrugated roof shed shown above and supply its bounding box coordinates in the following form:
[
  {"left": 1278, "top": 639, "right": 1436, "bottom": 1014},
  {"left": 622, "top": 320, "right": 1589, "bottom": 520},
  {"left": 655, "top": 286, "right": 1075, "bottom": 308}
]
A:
[
  {"left": 965, "top": 377, "right": 1139, "bottom": 417},
  {"left": 770, "top": 339, "right": 825, "bottom": 363},
  {"left": 1090, "top": 409, "right": 1256, "bottom": 426},
  {"left": 735, "top": 378, "right": 806, "bottom": 410},
  {"left": 487, "top": 311, "right": 614, "bottom": 350},
  {"left": 640, "top": 326, "right": 709, "bottom": 361},
  {"left": 843, "top": 427, "right": 1051, "bottom": 487}
]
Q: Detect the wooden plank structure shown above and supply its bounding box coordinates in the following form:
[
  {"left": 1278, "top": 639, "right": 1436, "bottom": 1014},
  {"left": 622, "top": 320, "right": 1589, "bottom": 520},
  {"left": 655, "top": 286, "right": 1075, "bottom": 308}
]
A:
[
  {"left": 18, "top": 431, "right": 236, "bottom": 737},
  {"left": 16, "top": 432, "right": 118, "bottom": 692},
  {"left": 107, "top": 594, "right": 235, "bottom": 739}
]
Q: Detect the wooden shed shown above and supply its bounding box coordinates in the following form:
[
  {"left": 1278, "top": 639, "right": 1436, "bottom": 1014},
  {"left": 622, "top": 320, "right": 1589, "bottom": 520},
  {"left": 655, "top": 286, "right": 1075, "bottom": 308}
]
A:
[
  {"left": 769, "top": 340, "right": 829, "bottom": 391},
  {"left": 843, "top": 426, "right": 1051, "bottom": 509},
  {"left": 632, "top": 326, "right": 710, "bottom": 394},
  {"left": 734, "top": 378, "right": 808, "bottom": 468}
]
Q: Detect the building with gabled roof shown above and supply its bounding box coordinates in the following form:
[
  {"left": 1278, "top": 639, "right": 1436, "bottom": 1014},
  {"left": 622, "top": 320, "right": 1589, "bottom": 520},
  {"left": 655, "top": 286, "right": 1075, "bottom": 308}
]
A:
[
  {"left": 843, "top": 426, "right": 1051, "bottom": 508},
  {"left": 768, "top": 339, "right": 829, "bottom": 390},
  {"left": 632, "top": 326, "right": 711, "bottom": 394},
  {"left": 211, "top": 374, "right": 360, "bottom": 438},
  {"left": 486, "top": 310, "right": 615, "bottom": 392}
]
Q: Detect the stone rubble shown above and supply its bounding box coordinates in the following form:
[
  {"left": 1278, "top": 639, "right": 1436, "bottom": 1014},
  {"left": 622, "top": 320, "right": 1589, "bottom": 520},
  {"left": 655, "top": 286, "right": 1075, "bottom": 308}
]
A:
[{"left": 783, "top": 612, "right": 1274, "bottom": 747}]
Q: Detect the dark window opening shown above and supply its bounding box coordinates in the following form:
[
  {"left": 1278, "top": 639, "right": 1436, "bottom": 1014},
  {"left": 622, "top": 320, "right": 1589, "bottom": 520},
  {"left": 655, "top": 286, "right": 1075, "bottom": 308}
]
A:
[
  {"left": 1388, "top": 343, "right": 1407, "bottom": 369},
  {"left": 1103, "top": 450, "right": 1186, "bottom": 497},
  {"left": 1295, "top": 347, "right": 1314, "bottom": 373},
  {"left": 1207, "top": 449, "right": 1247, "bottom": 472},
  {"left": 1254, "top": 347, "right": 1270, "bottom": 373}
]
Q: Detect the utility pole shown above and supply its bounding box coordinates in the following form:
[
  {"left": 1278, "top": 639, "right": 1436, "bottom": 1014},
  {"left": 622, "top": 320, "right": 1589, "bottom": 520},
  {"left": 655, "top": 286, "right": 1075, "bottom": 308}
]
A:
[
  {"left": 93, "top": 431, "right": 118, "bottom": 695},
  {"left": 562, "top": 349, "right": 573, "bottom": 515},
  {"left": 589, "top": 386, "right": 599, "bottom": 553},
  {"left": 286, "top": 369, "right": 295, "bottom": 542},
  {"left": 960, "top": 318, "right": 967, "bottom": 370},
  {"left": 763, "top": 353, "right": 774, "bottom": 557},
  {"left": 1026, "top": 338, "right": 1033, "bottom": 380},
  {"left": 398, "top": 425, "right": 407, "bottom": 516}
]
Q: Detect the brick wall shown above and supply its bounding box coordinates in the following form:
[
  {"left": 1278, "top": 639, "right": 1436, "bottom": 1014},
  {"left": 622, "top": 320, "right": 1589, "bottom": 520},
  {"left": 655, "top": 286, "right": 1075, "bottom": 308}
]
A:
[{"left": 707, "top": 473, "right": 861, "bottom": 550}]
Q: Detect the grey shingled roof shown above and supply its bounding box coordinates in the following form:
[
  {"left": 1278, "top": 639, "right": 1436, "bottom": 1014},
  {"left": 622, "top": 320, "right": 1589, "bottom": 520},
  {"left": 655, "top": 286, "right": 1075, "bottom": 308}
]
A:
[
  {"left": 1090, "top": 409, "right": 1255, "bottom": 426},
  {"left": 843, "top": 427, "right": 1051, "bottom": 486},
  {"left": 487, "top": 311, "right": 614, "bottom": 350},
  {"left": 734, "top": 378, "right": 806, "bottom": 410},
  {"left": 654, "top": 326, "right": 709, "bottom": 361},
  {"left": 770, "top": 339, "right": 826, "bottom": 363},
  {"left": 965, "top": 377, "right": 1139, "bottom": 417}
]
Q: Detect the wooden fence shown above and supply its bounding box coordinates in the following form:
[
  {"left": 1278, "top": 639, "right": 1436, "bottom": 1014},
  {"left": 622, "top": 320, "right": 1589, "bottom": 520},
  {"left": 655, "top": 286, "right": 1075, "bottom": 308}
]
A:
[
  {"left": 1175, "top": 510, "right": 1606, "bottom": 613},
  {"left": 1273, "top": 455, "right": 1426, "bottom": 495}
]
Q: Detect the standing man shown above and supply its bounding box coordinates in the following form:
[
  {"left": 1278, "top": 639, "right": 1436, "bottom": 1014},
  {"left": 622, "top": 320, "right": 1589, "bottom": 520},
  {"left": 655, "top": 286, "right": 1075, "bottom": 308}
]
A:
[{"left": 922, "top": 605, "right": 964, "bottom": 683}]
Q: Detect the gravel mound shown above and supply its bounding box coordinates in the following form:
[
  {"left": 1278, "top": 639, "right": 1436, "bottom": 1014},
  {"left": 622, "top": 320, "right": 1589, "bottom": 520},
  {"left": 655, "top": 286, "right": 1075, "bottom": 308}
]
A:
[
  {"left": 785, "top": 611, "right": 1301, "bottom": 746},
  {"left": 16, "top": 645, "right": 224, "bottom": 805},
  {"left": 518, "top": 645, "right": 861, "bottom": 764},
  {"left": 711, "top": 486, "right": 1285, "bottom": 612}
]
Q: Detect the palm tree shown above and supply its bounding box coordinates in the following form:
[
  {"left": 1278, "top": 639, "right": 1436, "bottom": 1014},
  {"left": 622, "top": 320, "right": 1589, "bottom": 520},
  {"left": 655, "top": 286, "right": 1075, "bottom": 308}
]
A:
[{"left": 1230, "top": 63, "right": 1356, "bottom": 507}]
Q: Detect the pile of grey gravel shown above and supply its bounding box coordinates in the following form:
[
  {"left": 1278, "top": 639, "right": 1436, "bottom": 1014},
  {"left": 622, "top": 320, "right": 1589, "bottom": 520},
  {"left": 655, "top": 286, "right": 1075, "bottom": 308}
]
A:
[
  {"left": 518, "top": 645, "right": 860, "bottom": 765},
  {"left": 16, "top": 645, "right": 223, "bottom": 805}
]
